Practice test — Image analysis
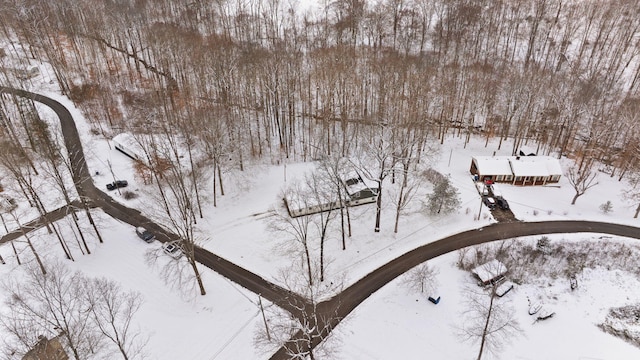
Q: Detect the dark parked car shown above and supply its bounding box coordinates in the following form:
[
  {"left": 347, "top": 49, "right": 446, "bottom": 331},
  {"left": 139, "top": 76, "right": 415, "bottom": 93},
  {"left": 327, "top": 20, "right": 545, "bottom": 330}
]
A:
[
  {"left": 496, "top": 198, "right": 509, "bottom": 210},
  {"left": 135, "top": 227, "right": 155, "bottom": 242},
  {"left": 106, "top": 180, "right": 128, "bottom": 191},
  {"left": 483, "top": 196, "right": 496, "bottom": 209}
]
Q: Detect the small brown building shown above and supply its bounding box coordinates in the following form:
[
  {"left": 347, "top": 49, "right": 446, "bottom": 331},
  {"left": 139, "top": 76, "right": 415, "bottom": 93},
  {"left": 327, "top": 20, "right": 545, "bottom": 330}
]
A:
[{"left": 22, "top": 335, "right": 68, "bottom": 360}]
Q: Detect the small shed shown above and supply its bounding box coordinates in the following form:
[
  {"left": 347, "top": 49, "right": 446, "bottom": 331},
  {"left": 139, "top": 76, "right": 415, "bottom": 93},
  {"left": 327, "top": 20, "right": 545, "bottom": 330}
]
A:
[
  {"left": 343, "top": 177, "right": 378, "bottom": 206},
  {"left": 472, "top": 259, "right": 508, "bottom": 285},
  {"left": 22, "top": 335, "right": 68, "bottom": 360}
]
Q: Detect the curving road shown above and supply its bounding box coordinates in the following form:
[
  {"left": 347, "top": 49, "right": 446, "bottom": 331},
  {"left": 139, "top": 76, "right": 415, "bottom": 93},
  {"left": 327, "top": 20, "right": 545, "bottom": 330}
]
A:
[
  {"left": 0, "top": 87, "right": 310, "bottom": 319},
  {"left": 2, "top": 87, "right": 640, "bottom": 360}
]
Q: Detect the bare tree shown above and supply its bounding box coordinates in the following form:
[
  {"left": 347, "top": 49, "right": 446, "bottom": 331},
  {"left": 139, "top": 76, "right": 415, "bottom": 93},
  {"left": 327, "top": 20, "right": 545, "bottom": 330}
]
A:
[
  {"left": 84, "top": 278, "right": 147, "bottom": 360},
  {"left": 273, "top": 181, "right": 314, "bottom": 286},
  {"left": 391, "top": 132, "right": 430, "bottom": 233},
  {"left": 0, "top": 261, "right": 103, "bottom": 360},
  {"left": 318, "top": 155, "right": 352, "bottom": 249},
  {"left": 6, "top": 207, "right": 46, "bottom": 275},
  {"left": 306, "top": 173, "right": 336, "bottom": 282},
  {"left": 254, "top": 262, "right": 343, "bottom": 360},
  {"left": 401, "top": 262, "right": 439, "bottom": 296},
  {"left": 141, "top": 133, "right": 207, "bottom": 296},
  {"left": 460, "top": 283, "right": 521, "bottom": 360},
  {"left": 353, "top": 125, "right": 400, "bottom": 232},
  {"left": 566, "top": 165, "right": 599, "bottom": 205},
  {"left": 621, "top": 166, "right": 640, "bottom": 218}
]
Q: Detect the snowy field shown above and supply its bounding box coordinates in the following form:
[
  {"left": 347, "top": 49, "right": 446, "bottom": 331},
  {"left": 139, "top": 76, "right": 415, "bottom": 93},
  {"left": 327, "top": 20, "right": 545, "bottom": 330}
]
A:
[
  {"left": 1, "top": 71, "right": 640, "bottom": 359},
  {"left": 339, "top": 244, "right": 640, "bottom": 360},
  {"left": 0, "top": 211, "right": 266, "bottom": 360}
]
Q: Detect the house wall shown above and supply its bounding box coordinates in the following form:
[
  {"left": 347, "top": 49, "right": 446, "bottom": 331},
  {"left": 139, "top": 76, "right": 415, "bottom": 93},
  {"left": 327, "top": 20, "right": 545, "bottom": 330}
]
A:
[
  {"left": 511, "top": 176, "right": 561, "bottom": 186},
  {"left": 285, "top": 190, "right": 378, "bottom": 218},
  {"left": 470, "top": 160, "right": 514, "bottom": 182},
  {"left": 470, "top": 158, "right": 561, "bottom": 186},
  {"left": 348, "top": 196, "right": 377, "bottom": 206},
  {"left": 470, "top": 161, "right": 479, "bottom": 176}
]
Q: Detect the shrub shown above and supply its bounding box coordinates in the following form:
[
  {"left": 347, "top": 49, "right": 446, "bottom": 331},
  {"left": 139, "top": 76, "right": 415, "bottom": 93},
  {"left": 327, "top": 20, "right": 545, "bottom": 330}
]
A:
[
  {"left": 122, "top": 190, "right": 138, "bottom": 200},
  {"left": 535, "top": 237, "right": 553, "bottom": 258},
  {"left": 599, "top": 200, "right": 613, "bottom": 214}
]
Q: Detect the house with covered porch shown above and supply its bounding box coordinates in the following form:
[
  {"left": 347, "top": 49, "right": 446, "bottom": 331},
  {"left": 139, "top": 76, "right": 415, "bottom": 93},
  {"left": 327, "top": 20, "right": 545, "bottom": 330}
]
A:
[{"left": 470, "top": 156, "right": 562, "bottom": 186}]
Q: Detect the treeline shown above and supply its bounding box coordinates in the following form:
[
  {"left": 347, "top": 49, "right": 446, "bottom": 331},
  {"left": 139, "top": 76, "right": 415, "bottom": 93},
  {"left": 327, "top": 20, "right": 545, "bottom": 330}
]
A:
[{"left": 1, "top": 0, "right": 639, "bottom": 176}]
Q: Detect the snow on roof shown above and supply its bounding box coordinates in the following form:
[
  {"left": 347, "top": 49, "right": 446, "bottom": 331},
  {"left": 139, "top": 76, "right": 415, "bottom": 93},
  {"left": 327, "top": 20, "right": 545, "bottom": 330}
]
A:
[
  {"left": 544, "top": 157, "right": 563, "bottom": 175},
  {"left": 509, "top": 157, "right": 550, "bottom": 177},
  {"left": 284, "top": 180, "right": 346, "bottom": 213},
  {"left": 471, "top": 259, "right": 507, "bottom": 283},
  {"left": 345, "top": 178, "right": 377, "bottom": 195},
  {"left": 474, "top": 156, "right": 562, "bottom": 177},
  {"left": 510, "top": 156, "right": 562, "bottom": 177},
  {"left": 112, "top": 133, "right": 144, "bottom": 154},
  {"left": 473, "top": 157, "right": 513, "bottom": 176}
]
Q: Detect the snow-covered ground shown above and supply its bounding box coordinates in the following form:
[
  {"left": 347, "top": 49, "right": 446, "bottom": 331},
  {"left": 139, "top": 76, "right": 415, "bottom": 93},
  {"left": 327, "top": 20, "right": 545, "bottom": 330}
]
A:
[
  {"left": 0, "top": 211, "right": 266, "bottom": 360},
  {"left": 2, "top": 73, "right": 640, "bottom": 359},
  {"left": 339, "top": 247, "right": 640, "bottom": 360}
]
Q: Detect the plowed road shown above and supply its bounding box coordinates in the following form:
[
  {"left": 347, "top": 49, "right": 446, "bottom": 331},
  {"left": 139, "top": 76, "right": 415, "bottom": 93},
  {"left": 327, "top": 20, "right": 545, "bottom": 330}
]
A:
[{"left": 3, "top": 87, "right": 639, "bottom": 359}]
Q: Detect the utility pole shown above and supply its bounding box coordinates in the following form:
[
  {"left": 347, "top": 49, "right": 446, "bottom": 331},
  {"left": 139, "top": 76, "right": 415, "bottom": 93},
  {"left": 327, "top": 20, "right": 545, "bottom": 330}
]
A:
[
  {"left": 107, "top": 159, "right": 121, "bottom": 196},
  {"left": 259, "top": 295, "right": 271, "bottom": 341}
]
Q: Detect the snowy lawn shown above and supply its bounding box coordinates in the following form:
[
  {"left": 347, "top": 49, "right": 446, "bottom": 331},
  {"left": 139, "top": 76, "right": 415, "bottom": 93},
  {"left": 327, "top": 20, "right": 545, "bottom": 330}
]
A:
[
  {"left": 0, "top": 211, "right": 268, "bottom": 360},
  {"left": 336, "top": 242, "right": 640, "bottom": 360},
  {"left": 1, "top": 79, "right": 640, "bottom": 358}
]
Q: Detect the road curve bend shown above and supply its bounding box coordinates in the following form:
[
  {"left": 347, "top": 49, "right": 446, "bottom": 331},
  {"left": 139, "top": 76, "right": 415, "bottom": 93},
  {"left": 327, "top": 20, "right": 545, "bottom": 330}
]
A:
[
  {"left": 3, "top": 87, "right": 640, "bottom": 360},
  {"left": 0, "top": 87, "right": 309, "bottom": 317}
]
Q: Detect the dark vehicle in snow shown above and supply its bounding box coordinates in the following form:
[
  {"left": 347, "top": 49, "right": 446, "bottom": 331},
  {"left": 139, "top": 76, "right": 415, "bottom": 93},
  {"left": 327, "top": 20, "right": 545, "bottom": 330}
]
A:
[
  {"left": 483, "top": 196, "right": 496, "bottom": 209},
  {"left": 496, "top": 197, "right": 509, "bottom": 210},
  {"left": 106, "top": 180, "right": 128, "bottom": 191},
  {"left": 135, "top": 227, "right": 155, "bottom": 243}
]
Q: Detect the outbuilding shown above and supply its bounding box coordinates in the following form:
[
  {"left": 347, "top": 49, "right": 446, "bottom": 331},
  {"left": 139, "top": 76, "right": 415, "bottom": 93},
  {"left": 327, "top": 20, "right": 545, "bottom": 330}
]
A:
[
  {"left": 23, "top": 335, "right": 68, "bottom": 360},
  {"left": 471, "top": 259, "right": 508, "bottom": 285},
  {"left": 112, "top": 133, "right": 147, "bottom": 164},
  {"left": 343, "top": 176, "right": 378, "bottom": 206},
  {"left": 284, "top": 173, "right": 378, "bottom": 218}
]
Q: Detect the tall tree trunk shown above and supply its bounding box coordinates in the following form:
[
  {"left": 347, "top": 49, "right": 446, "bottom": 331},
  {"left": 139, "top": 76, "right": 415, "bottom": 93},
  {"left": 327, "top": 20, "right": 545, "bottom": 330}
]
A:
[
  {"left": 189, "top": 255, "right": 206, "bottom": 296},
  {"left": 374, "top": 182, "right": 382, "bottom": 232},
  {"left": 70, "top": 208, "right": 91, "bottom": 255},
  {"left": 477, "top": 288, "right": 497, "bottom": 360}
]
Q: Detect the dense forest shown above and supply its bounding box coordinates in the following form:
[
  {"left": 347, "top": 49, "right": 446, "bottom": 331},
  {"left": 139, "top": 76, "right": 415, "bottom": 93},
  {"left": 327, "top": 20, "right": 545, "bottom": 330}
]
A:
[
  {"left": 1, "top": 0, "right": 639, "bottom": 177},
  {"left": 3, "top": 2, "right": 640, "bottom": 358}
]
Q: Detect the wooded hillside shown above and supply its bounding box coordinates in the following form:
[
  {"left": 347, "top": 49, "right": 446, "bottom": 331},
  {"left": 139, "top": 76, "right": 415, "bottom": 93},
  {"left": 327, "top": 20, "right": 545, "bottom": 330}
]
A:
[{"left": 1, "top": 0, "right": 639, "bottom": 177}]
